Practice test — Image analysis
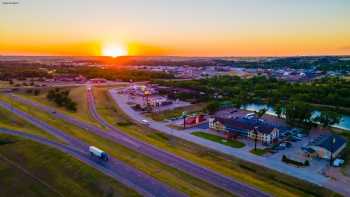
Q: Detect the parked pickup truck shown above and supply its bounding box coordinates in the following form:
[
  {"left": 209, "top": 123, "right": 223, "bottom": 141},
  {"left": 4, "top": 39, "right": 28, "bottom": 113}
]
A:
[{"left": 89, "top": 146, "right": 109, "bottom": 161}]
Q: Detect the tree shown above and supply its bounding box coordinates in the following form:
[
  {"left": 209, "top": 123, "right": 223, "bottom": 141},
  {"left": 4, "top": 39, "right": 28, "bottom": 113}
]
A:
[
  {"left": 26, "top": 89, "right": 33, "bottom": 94},
  {"left": 206, "top": 101, "right": 220, "bottom": 115},
  {"left": 34, "top": 89, "right": 40, "bottom": 96},
  {"left": 285, "top": 99, "right": 314, "bottom": 133},
  {"left": 46, "top": 88, "right": 77, "bottom": 112},
  {"left": 231, "top": 98, "right": 242, "bottom": 109},
  {"left": 255, "top": 108, "right": 267, "bottom": 119},
  {"left": 274, "top": 103, "right": 283, "bottom": 118},
  {"left": 314, "top": 110, "right": 341, "bottom": 128}
]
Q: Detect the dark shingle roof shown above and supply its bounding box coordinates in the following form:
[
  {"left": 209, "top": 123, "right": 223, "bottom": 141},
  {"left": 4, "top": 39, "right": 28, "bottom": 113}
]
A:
[
  {"left": 310, "top": 134, "right": 347, "bottom": 152},
  {"left": 215, "top": 117, "right": 276, "bottom": 134}
]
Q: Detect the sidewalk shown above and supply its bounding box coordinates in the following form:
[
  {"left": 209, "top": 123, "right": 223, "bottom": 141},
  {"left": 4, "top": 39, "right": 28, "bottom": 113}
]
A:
[{"left": 109, "top": 88, "right": 348, "bottom": 195}]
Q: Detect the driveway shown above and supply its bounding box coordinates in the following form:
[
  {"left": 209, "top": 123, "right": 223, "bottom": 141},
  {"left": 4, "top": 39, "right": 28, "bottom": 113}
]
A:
[{"left": 109, "top": 88, "right": 350, "bottom": 196}]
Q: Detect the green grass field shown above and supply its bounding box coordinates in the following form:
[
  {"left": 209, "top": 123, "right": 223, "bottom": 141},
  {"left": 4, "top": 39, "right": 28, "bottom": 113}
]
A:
[
  {"left": 92, "top": 86, "right": 341, "bottom": 197},
  {"left": 147, "top": 103, "right": 208, "bottom": 121},
  {"left": 0, "top": 134, "right": 139, "bottom": 197},
  {"left": 191, "top": 131, "right": 245, "bottom": 148},
  {"left": 0, "top": 93, "right": 233, "bottom": 197},
  {"left": 250, "top": 148, "right": 268, "bottom": 156},
  {"left": 0, "top": 104, "right": 58, "bottom": 141},
  {"left": 343, "top": 76, "right": 350, "bottom": 81},
  {"left": 17, "top": 86, "right": 102, "bottom": 128}
]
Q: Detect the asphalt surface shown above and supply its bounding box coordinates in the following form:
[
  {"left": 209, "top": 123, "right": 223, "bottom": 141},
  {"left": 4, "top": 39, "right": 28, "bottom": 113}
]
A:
[
  {"left": 87, "top": 87, "right": 269, "bottom": 197},
  {"left": 0, "top": 99, "right": 186, "bottom": 197},
  {"left": 5, "top": 90, "right": 268, "bottom": 196}
]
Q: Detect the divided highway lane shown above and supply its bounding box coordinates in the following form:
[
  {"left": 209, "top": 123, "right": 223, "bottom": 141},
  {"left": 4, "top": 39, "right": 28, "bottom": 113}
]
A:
[
  {"left": 6, "top": 91, "right": 269, "bottom": 197},
  {"left": 87, "top": 88, "right": 269, "bottom": 197},
  {"left": 0, "top": 128, "right": 184, "bottom": 197},
  {"left": 0, "top": 100, "right": 186, "bottom": 197}
]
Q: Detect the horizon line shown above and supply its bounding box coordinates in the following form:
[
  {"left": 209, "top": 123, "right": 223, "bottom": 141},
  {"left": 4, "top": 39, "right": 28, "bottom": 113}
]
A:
[{"left": 1, "top": 54, "right": 350, "bottom": 59}]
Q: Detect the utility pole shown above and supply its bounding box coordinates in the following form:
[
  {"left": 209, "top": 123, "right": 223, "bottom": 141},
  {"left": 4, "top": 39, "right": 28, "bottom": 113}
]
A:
[
  {"left": 330, "top": 136, "right": 336, "bottom": 166},
  {"left": 182, "top": 111, "right": 187, "bottom": 129},
  {"left": 254, "top": 127, "right": 258, "bottom": 151}
]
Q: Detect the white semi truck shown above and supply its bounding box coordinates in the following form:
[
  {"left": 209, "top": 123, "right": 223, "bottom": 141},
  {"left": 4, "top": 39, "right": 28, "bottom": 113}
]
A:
[{"left": 89, "top": 146, "right": 109, "bottom": 161}]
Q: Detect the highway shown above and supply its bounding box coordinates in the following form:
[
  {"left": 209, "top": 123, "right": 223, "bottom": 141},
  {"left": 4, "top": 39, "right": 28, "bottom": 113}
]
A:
[
  {"left": 6, "top": 90, "right": 269, "bottom": 197},
  {"left": 0, "top": 99, "right": 186, "bottom": 197}
]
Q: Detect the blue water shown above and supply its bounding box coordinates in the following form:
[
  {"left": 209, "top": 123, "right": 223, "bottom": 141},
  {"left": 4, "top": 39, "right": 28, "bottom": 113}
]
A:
[{"left": 242, "top": 104, "right": 350, "bottom": 131}]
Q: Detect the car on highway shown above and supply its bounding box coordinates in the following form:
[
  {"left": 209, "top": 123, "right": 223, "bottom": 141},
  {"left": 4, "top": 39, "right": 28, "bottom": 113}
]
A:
[{"left": 141, "top": 119, "right": 150, "bottom": 126}]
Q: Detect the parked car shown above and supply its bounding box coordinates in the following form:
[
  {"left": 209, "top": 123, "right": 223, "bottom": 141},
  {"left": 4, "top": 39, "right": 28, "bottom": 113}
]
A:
[
  {"left": 280, "top": 143, "right": 291, "bottom": 148},
  {"left": 291, "top": 136, "right": 302, "bottom": 141},
  {"left": 275, "top": 146, "right": 286, "bottom": 150},
  {"left": 269, "top": 149, "right": 278, "bottom": 154},
  {"left": 285, "top": 142, "right": 292, "bottom": 148},
  {"left": 290, "top": 128, "right": 301, "bottom": 134},
  {"left": 333, "top": 159, "right": 345, "bottom": 167}
]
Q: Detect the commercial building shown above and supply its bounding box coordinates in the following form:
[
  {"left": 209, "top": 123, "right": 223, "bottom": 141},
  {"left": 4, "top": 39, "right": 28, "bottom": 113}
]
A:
[
  {"left": 209, "top": 116, "right": 279, "bottom": 145},
  {"left": 307, "top": 134, "right": 347, "bottom": 160}
]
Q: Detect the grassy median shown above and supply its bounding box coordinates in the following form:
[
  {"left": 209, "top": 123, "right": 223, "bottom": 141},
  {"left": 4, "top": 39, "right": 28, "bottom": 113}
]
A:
[
  {"left": 16, "top": 86, "right": 102, "bottom": 128},
  {"left": 0, "top": 105, "right": 58, "bottom": 141},
  {"left": 0, "top": 93, "right": 233, "bottom": 197},
  {"left": 0, "top": 134, "right": 139, "bottom": 197}
]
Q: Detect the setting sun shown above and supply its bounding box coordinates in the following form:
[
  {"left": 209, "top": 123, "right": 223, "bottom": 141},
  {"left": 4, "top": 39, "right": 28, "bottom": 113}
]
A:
[{"left": 102, "top": 44, "right": 127, "bottom": 57}]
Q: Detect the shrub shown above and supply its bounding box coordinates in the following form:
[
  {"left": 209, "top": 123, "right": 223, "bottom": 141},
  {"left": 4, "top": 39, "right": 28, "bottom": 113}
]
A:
[
  {"left": 282, "top": 155, "right": 308, "bottom": 167},
  {"left": 46, "top": 88, "right": 77, "bottom": 112},
  {"left": 304, "top": 160, "right": 310, "bottom": 166},
  {"left": 33, "top": 89, "right": 40, "bottom": 96}
]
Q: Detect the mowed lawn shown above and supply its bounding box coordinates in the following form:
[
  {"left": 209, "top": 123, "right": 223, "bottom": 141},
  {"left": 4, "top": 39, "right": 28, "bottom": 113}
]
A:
[
  {"left": 147, "top": 103, "right": 208, "bottom": 121},
  {"left": 191, "top": 131, "right": 245, "bottom": 148},
  {"left": 16, "top": 86, "right": 101, "bottom": 127},
  {"left": 0, "top": 93, "right": 233, "bottom": 197},
  {"left": 0, "top": 104, "right": 58, "bottom": 142},
  {"left": 93, "top": 86, "right": 341, "bottom": 197},
  {"left": 0, "top": 134, "right": 139, "bottom": 197},
  {"left": 250, "top": 148, "right": 269, "bottom": 156}
]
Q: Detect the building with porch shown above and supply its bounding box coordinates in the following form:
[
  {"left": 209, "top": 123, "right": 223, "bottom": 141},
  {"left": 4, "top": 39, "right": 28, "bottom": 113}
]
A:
[{"left": 209, "top": 116, "right": 279, "bottom": 144}]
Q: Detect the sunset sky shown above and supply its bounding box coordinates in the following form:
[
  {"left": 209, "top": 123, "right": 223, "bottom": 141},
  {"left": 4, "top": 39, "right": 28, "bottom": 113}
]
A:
[{"left": 1, "top": 0, "right": 349, "bottom": 57}]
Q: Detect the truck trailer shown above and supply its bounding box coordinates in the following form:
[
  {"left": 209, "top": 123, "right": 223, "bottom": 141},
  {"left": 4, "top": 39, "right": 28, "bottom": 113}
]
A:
[{"left": 89, "top": 146, "right": 109, "bottom": 161}]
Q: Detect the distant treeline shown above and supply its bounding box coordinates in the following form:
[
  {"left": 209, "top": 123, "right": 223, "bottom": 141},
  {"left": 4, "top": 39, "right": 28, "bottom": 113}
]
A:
[
  {"left": 0, "top": 63, "right": 50, "bottom": 80},
  {"left": 111, "top": 56, "right": 350, "bottom": 72},
  {"left": 219, "top": 57, "right": 350, "bottom": 72},
  {"left": 0, "top": 62, "right": 173, "bottom": 81},
  {"left": 156, "top": 76, "right": 350, "bottom": 109},
  {"left": 55, "top": 66, "right": 174, "bottom": 81}
]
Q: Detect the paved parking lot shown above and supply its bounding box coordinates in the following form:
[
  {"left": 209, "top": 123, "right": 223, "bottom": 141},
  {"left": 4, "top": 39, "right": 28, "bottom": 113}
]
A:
[
  {"left": 109, "top": 87, "right": 343, "bottom": 189},
  {"left": 267, "top": 134, "right": 328, "bottom": 172}
]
